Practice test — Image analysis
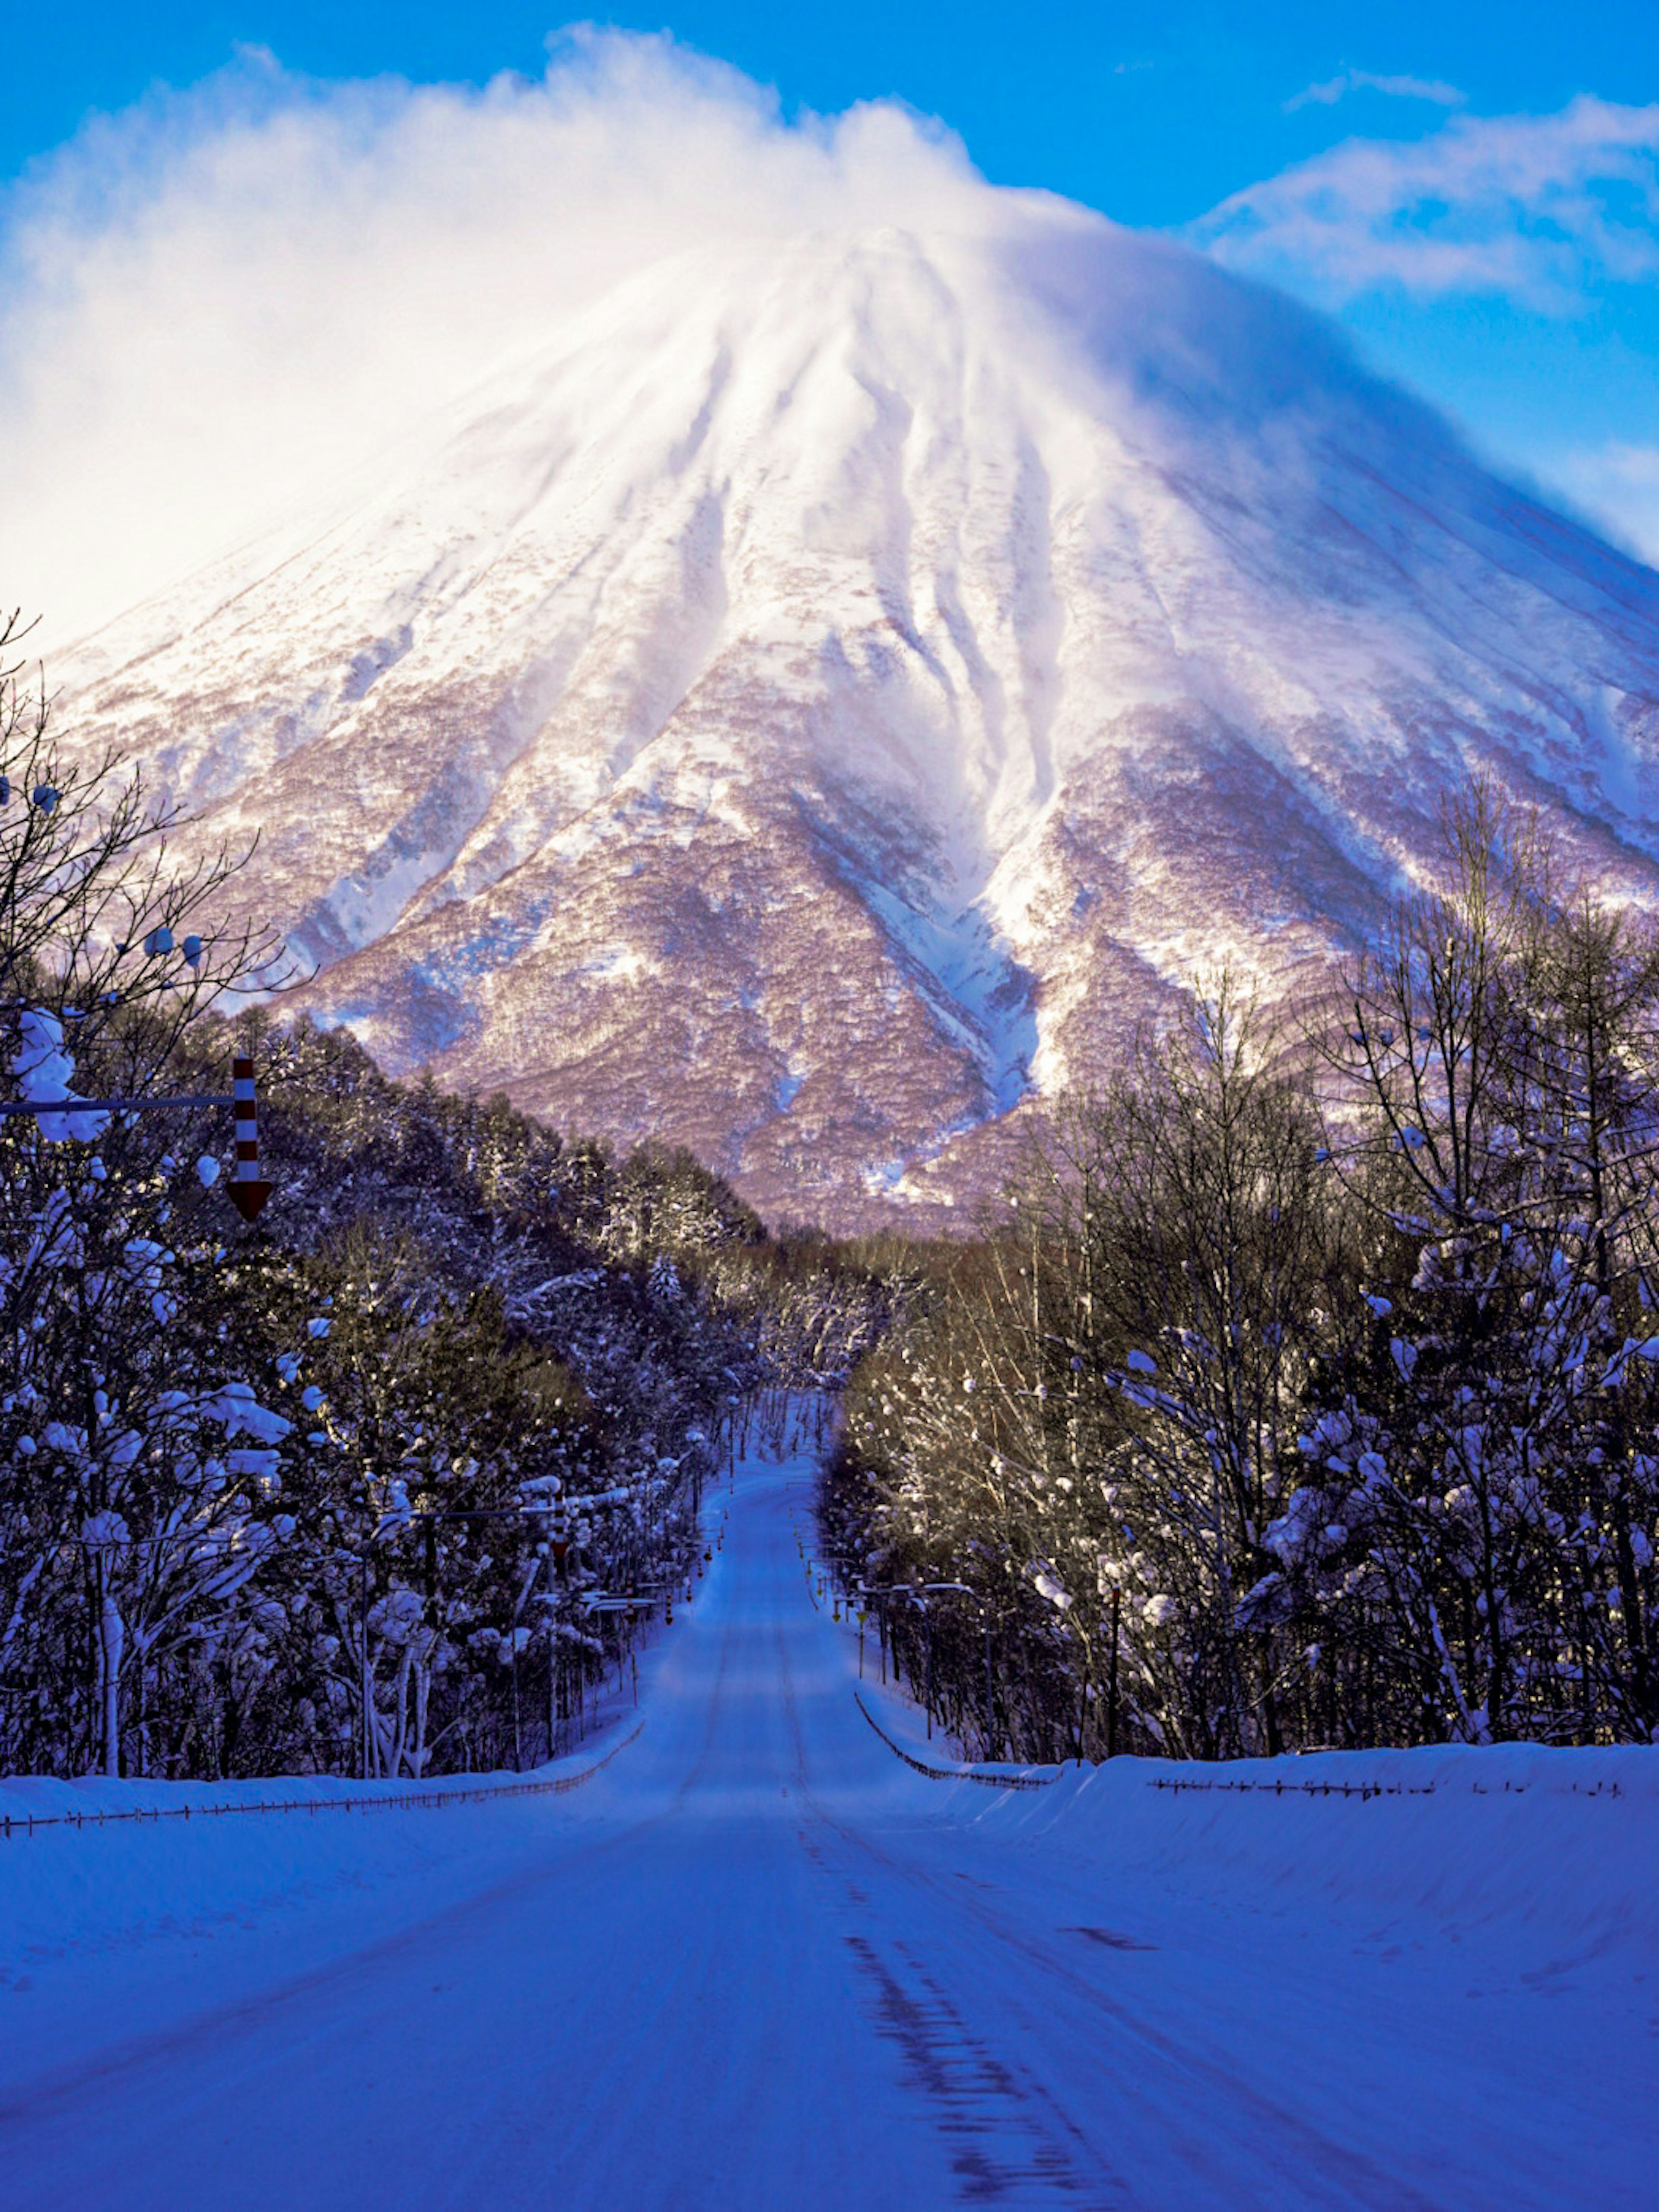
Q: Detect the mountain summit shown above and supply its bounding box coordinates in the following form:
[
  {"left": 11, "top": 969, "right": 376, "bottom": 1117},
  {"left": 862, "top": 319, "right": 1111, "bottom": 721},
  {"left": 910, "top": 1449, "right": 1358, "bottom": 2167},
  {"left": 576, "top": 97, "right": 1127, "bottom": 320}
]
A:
[{"left": 57, "top": 200, "right": 1659, "bottom": 1227}]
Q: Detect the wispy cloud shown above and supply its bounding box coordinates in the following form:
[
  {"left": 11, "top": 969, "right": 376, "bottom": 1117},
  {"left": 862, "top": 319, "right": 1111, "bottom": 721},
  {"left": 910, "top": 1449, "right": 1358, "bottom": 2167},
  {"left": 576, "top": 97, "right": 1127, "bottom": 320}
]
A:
[
  {"left": 0, "top": 31, "right": 983, "bottom": 649},
  {"left": 1193, "top": 95, "right": 1659, "bottom": 306},
  {"left": 1285, "top": 70, "right": 1465, "bottom": 115},
  {"left": 1548, "top": 441, "right": 1659, "bottom": 566}
]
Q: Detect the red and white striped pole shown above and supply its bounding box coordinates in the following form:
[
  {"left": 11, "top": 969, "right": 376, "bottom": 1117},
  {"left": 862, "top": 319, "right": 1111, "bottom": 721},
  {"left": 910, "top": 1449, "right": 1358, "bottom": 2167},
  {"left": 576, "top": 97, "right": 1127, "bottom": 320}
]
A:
[{"left": 227, "top": 1054, "right": 273, "bottom": 1223}]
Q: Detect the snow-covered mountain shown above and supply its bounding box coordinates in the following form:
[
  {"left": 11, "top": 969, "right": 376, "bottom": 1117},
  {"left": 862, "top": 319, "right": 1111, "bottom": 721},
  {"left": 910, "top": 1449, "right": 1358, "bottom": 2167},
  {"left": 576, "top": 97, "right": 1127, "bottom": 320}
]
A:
[{"left": 57, "top": 196, "right": 1659, "bottom": 1229}]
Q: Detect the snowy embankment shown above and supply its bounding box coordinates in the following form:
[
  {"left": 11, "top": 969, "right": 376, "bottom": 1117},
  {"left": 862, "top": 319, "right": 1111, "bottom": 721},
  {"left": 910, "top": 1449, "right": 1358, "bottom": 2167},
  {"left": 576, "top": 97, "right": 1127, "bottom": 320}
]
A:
[
  {"left": 0, "top": 1717, "right": 640, "bottom": 2065},
  {"left": 985, "top": 1741, "right": 1655, "bottom": 1955},
  {"left": 857, "top": 1658, "right": 1659, "bottom": 1979},
  {"left": 0, "top": 1712, "right": 639, "bottom": 1832}
]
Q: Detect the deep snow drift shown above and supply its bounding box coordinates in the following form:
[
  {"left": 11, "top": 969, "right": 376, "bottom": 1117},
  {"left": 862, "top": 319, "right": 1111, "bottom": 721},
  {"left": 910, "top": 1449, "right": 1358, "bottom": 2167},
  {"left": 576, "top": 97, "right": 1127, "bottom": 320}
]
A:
[
  {"left": 55, "top": 200, "right": 1659, "bottom": 1227},
  {"left": 0, "top": 1430, "right": 1653, "bottom": 2209}
]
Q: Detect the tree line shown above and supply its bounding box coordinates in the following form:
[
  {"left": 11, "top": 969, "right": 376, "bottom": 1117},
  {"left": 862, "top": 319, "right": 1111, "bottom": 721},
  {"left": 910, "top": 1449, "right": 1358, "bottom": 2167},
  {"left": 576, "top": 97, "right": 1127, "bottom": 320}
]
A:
[
  {"left": 16, "top": 582, "right": 1656, "bottom": 1780},
  {"left": 826, "top": 783, "right": 1659, "bottom": 1761},
  {"left": 0, "top": 618, "right": 887, "bottom": 1782}
]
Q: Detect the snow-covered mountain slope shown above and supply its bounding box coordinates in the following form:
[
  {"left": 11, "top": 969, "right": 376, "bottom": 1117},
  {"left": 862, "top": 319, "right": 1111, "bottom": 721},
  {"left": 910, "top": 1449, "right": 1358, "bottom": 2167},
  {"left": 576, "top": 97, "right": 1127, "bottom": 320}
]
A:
[{"left": 56, "top": 197, "right": 1659, "bottom": 1228}]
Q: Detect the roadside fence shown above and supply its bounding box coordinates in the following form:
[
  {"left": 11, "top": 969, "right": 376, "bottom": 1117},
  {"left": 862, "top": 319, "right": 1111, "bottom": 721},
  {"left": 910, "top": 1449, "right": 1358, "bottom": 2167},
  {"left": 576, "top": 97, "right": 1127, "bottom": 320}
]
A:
[
  {"left": 853, "top": 1692, "right": 1053, "bottom": 1792},
  {"left": 0, "top": 1720, "right": 644, "bottom": 1841}
]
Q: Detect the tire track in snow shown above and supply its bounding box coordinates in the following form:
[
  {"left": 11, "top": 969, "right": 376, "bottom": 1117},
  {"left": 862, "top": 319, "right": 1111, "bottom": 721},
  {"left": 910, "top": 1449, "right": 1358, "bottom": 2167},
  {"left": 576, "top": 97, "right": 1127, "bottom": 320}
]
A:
[
  {"left": 772, "top": 1606, "right": 1117, "bottom": 2206},
  {"left": 839, "top": 1930, "right": 1104, "bottom": 2206},
  {"left": 803, "top": 1776, "right": 1446, "bottom": 2210}
]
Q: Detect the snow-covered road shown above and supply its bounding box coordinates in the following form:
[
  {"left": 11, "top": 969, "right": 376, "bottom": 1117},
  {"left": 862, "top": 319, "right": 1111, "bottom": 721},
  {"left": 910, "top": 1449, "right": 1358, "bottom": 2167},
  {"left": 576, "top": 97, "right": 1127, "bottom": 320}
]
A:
[{"left": 1, "top": 1437, "right": 1651, "bottom": 2209}]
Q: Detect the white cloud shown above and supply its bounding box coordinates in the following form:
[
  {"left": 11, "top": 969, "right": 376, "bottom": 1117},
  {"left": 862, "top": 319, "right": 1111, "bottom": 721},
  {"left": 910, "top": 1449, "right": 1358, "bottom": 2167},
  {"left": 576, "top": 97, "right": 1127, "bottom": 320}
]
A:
[
  {"left": 0, "top": 32, "right": 983, "bottom": 652},
  {"left": 1193, "top": 94, "right": 1659, "bottom": 305},
  {"left": 1546, "top": 441, "right": 1659, "bottom": 568},
  {"left": 1284, "top": 70, "right": 1465, "bottom": 115}
]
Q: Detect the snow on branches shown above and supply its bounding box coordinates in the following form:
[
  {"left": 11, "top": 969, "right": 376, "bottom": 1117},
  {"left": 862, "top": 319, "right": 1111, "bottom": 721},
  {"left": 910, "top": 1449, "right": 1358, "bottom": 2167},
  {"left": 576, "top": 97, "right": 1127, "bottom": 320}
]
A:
[{"left": 833, "top": 787, "right": 1659, "bottom": 1761}]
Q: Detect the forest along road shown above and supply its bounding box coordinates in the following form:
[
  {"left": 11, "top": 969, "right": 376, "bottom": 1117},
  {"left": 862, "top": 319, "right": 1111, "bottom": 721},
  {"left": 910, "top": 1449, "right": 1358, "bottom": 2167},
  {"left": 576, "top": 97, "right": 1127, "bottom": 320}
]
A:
[{"left": 0, "top": 1434, "right": 1643, "bottom": 2211}]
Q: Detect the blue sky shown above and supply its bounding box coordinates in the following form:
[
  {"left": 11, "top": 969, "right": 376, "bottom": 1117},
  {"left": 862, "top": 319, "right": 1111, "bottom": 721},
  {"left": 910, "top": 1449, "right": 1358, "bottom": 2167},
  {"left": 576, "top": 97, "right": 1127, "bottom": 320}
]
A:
[
  {"left": 4, "top": 4, "right": 1659, "bottom": 637},
  {"left": 8, "top": 4, "right": 1657, "bottom": 229}
]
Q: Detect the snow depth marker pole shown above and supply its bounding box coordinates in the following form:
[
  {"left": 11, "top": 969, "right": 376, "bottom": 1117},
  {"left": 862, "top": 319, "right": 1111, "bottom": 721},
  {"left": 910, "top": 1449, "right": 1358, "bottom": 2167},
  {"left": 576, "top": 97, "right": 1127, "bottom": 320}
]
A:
[
  {"left": 0, "top": 1036, "right": 276, "bottom": 1226},
  {"left": 228, "top": 1054, "right": 272, "bottom": 1223}
]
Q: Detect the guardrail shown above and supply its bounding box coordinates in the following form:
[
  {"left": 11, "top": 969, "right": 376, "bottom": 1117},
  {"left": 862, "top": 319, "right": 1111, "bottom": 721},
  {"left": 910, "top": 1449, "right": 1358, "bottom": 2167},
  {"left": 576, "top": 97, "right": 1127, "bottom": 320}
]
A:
[
  {"left": 0, "top": 1720, "right": 644, "bottom": 1840},
  {"left": 853, "top": 1692, "right": 1054, "bottom": 1792}
]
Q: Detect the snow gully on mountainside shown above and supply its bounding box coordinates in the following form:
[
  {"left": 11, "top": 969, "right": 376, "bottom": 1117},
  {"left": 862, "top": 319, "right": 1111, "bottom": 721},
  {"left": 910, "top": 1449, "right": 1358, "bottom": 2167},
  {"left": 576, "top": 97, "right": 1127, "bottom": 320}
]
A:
[
  {"left": 52, "top": 209, "right": 1659, "bottom": 1230},
  {"left": 0, "top": 1423, "right": 1652, "bottom": 2209}
]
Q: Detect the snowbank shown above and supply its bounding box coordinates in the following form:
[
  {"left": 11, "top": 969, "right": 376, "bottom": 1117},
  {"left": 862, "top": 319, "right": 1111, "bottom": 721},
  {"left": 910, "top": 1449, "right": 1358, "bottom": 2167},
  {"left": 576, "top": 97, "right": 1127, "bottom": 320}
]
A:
[
  {"left": 957, "top": 1739, "right": 1659, "bottom": 1965},
  {"left": 847, "top": 1651, "right": 1659, "bottom": 1966},
  {"left": 0, "top": 1714, "right": 645, "bottom": 2071},
  {"left": 0, "top": 1714, "right": 637, "bottom": 1833},
  {"left": 850, "top": 1676, "right": 1060, "bottom": 1789}
]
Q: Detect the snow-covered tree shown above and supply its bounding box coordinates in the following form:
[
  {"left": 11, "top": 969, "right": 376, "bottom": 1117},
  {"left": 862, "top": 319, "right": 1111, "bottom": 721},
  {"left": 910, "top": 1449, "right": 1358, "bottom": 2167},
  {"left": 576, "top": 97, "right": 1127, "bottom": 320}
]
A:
[{"left": 831, "top": 786, "right": 1659, "bottom": 1760}]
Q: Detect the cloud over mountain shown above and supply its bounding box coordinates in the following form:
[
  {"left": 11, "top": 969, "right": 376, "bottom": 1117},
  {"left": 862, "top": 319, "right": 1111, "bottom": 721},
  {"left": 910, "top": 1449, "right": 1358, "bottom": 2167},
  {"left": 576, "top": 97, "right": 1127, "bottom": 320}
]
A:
[{"left": 0, "top": 32, "right": 982, "bottom": 650}]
